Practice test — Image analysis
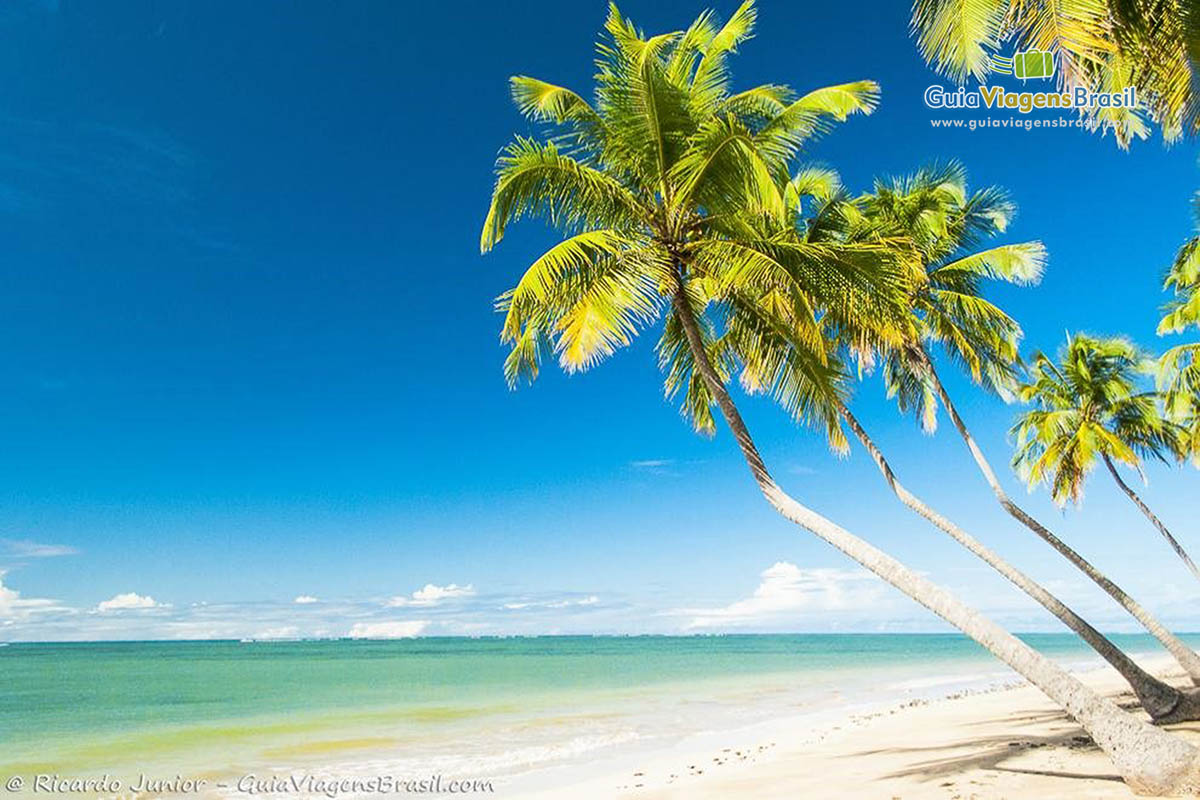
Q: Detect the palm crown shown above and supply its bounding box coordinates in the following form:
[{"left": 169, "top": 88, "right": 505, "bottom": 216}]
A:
[
  {"left": 1157, "top": 198, "right": 1200, "bottom": 464},
  {"left": 1012, "top": 334, "right": 1181, "bottom": 504},
  {"left": 481, "top": 0, "right": 915, "bottom": 443},
  {"left": 828, "top": 163, "right": 1046, "bottom": 430}
]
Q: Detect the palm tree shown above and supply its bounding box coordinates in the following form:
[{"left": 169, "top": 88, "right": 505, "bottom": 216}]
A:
[
  {"left": 730, "top": 175, "right": 1200, "bottom": 721},
  {"left": 480, "top": 3, "right": 1200, "bottom": 792},
  {"left": 909, "top": 0, "right": 1200, "bottom": 146},
  {"left": 854, "top": 164, "right": 1200, "bottom": 685},
  {"left": 838, "top": 399, "right": 1200, "bottom": 721},
  {"left": 1158, "top": 200, "right": 1200, "bottom": 466},
  {"left": 1014, "top": 334, "right": 1200, "bottom": 583}
]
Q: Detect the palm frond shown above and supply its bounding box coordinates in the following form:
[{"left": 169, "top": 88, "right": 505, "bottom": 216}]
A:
[
  {"left": 1012, "top": 0, "right": 1113, "bottom": 87},
  {"left": 501, "top": 229, "right": 635, "bottom": 339},
  {"left": 690, "top": 0, "right": 758, "bottom": 117},
  {"left": 552, "top": 247, "right": 669, "bottom": 372},
  {"left": 670, "top": 114, "right": 783, "bottom": 218},
  {"left": 481, "top": 138, "right": 643, "bottom": 251},
  {"left": 1159, "top": 235, "right": 1200, "bottom": 334},
  {"left": 930, "top": 241, "right": 1047, "bottom": 286},
  {"left": 911, "top": 0, "right": 1008, "bottom": 83},
  {"left": 754, "top": 81, "right": 880, "bottom": 170},
  {"left": 721, "top": 289, "right": 850, "bottom": 452},
  {"left": 510, "top": 77, "right": 603, "bottom": 128},
  {"left": 884, "top": 347, "right": 941, "bottom": 432},
  {"left": 657, "top": 285, "right": 732, "bottom": 434},
  {"left": 690, "top": 238, "right": 915, "bottom": 340}
]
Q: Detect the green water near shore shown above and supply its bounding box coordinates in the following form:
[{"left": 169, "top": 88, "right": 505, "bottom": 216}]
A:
[{"left": 3, "top": 634, "right": 1195, "bottom": 788}]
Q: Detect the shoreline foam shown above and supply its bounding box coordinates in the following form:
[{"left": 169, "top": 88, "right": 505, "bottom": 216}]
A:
[{"left": 510, "top": 655, "right": 1199, "bottom": 799}]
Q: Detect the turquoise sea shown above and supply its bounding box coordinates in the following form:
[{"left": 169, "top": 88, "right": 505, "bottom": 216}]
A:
[{"left": 2, "top": 634, "right": 1196, "bottom": 794}]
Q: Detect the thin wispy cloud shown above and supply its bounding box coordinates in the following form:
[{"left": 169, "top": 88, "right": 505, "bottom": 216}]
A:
[
  {"left": 629, "top": 459, "right": 674, "bottom": 469},
  {"left": 628, "top": 458, "right": 691, "bottom": 477},
  {"left": 503, "top": 595, "right": 599, "bottom": 610},
  {"left": 0, "top": 114, "right": 237, "bottom": 255},
  {"left": 627, "top": 458, "right": 707, "bottom": 477},
  {"left": 293, "top": 595, "right": 319, "bottom": 605},
  {"left": 1, "top": 539, "right": 79, "bottom": 558}
]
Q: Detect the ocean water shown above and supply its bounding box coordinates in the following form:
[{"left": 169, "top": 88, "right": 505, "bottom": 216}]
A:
[{"left": 1, "top": 634, "right": 1195, "bottom": 794}]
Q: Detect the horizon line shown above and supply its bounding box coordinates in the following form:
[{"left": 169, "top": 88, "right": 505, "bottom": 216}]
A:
[{"left": 4, "top": 631, "right": 1197, "bottom": 645}]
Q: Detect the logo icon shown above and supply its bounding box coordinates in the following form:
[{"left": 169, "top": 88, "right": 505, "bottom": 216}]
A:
[{"left": 990, "top": 49, "right": 1055, "bottom": 80}]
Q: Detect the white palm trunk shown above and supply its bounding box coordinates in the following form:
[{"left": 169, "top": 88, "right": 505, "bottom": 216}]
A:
[
  {"left": 1102, "top": 454, "right": 1200, "bottom": 584},
  {"left": 918, "top": 350, "right": 1200, "bottom": 686},
  {"left": 837, "top": 401, "right": 1200, "bottom": 723},
  {"left": 670, "top": 288, "right": 1200, "bottom": 795}
]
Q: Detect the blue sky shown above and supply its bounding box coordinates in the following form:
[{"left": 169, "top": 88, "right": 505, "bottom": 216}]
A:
[{"left": 0, "top": 0, "right": 1197, "bottom": 641}]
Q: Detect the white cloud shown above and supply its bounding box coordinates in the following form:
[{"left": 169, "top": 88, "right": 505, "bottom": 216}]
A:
[
  {"left": 347, "top": 620, "right": 429, "bottom": 639},
  {"left": 97, "top": 592, "right": 160, "bottom": 612},
  {"left": 1, "top": 539, "right": 79, "bottom": 558},
  {"left": 254, "top": 625, "right": 300, "bottom": 640},
  {"left": 506, "top": 595, "right": 600, "bottom": 610},
  {"left": 0, "top": 572, "right": 61, "bottom": 621},
  {"left": 387, "top": 583, "right": 474, "bottom": 607},
  {"left": 293, "top": 595, "right": 319, "bottom": 604},
  {"left": 680, "top": 562, "right": 889, "bottom": 630}
]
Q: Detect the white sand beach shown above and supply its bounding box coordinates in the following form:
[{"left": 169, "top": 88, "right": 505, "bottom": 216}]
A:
[{"left": 517, "top": 661, "right": 1200, "bottom": 799}]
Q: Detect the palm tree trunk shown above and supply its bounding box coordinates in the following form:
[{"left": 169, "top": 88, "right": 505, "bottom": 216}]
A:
[
  {"left": 1103, "top": 453, "right": 1200, "bottom": 584},
  {"left": 836, "top": 400, "right": 1200, "bottom": 723},
  {"left": 669, "top": 284, "right": 1200, "bottom": 795},
  {"left": 916, "top": 347, "right": 1200, "bottom": 686}
]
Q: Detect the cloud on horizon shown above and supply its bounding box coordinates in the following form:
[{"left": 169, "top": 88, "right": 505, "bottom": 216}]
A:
[
  {"left": 0, "top": 572, "right": 66, "bottom": 623},
  {"left": 347, "top": 620, "right": 429, "bottom": 639},
  {"left": 677, "top": 562, "right": 896, "bottom": 631},
  {"left": 1, "top": 560, "right": 1196, "bottom": 642}
]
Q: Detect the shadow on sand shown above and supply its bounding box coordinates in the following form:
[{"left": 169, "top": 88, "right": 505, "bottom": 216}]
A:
[{"left": 841, "top": 684, "right": 1200, "bottom": 790}]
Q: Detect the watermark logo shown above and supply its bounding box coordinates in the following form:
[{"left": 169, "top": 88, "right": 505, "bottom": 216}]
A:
[
  {"left": 989, "top": 49, "right": 1055, "bottom": 81},
  {"left": 923, "top": 46, "right": 1136, "bottom": 122}
]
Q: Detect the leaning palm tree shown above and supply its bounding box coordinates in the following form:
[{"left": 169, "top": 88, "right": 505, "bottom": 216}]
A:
[
  {"left": 855, "top": 164, "right": 1200, "bottom": 685},
  {"left": 1014, "top": 334, "right": 1200, "bottom": 583},
  {"left": 910, "top": 0, "right": 1200, "bottom": 146},
  {"left": 1158, "top": 199, "right": 1200, "bottom": 465},
  {"left": 481, "top": 2, "right": 1200, "bottom": 792},
  {"left": 839, "top": 391, "right": 1199, "bottom": 721},
  {"left": 730, "top": 177, "right": 1200, "bottom": 721}
]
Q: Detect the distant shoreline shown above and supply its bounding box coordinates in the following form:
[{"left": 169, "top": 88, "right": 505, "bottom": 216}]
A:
[{"left": 5, "top": 631, "right": 1200, "bottom": 644}]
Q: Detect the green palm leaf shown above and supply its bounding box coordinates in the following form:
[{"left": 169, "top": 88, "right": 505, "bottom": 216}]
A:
[
  {"left": 480, "top": 138, "right": 643, "bottom": 252},
  {"left": 911, "top": 0, "right": 1008, "bottom": 83},
  {"left": 1012, "top": 334, "right": 1181, "bottom": 504}
]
